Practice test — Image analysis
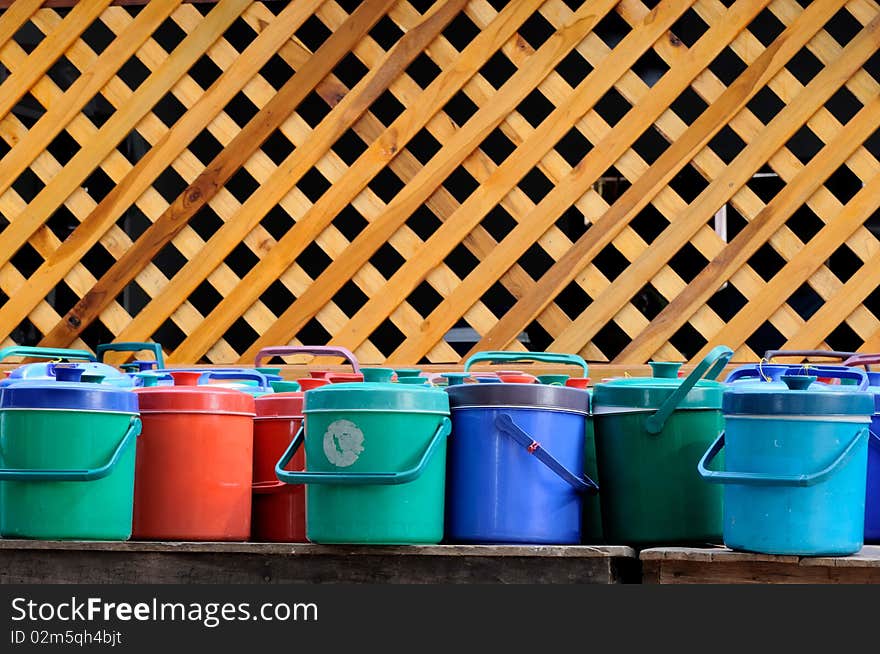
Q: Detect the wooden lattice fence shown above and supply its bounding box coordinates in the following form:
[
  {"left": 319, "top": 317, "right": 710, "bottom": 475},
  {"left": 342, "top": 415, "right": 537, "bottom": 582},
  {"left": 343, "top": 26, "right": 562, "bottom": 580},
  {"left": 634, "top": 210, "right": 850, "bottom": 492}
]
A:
[{"left": 0, "top": 0, "right": 879, "bottom": 365}]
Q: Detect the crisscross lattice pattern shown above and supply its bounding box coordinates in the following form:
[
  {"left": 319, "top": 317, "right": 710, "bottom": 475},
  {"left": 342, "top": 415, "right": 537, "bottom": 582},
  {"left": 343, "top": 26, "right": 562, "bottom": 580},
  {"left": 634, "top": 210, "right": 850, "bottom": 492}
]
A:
[{"left": 1, "top": 0, "right": 879, "bottom": 366}]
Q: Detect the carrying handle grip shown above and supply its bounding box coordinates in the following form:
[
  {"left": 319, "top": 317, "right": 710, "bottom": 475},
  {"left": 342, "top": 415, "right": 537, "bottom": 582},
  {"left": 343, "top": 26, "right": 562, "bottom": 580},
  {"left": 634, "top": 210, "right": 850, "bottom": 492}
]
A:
[
  {"left": 0, "top": 416, "right": 141, "bottom": 482},
  {"left": 494, "top": 413, "right": 598, "bottom": 493},
  {"left": 463, "top": 351, "right": 588, "bottom": 377},
  {"left": 764, "top": 349, "right": 858, "bottom": 362},
  {"left": 790, "top": 365, "right": 868, "bottom": 390},
  {"left": 843, "top": 353, "right": 880, "bottom": 370},
  {"left": 644, "top": 346, "right": 733, "bottom": 435},
  {"left": 275, "top": 418, "right": 450, "bottom": 485},
  {"left": 97, "top": 342, "right": 164, "bottom": 369},
  {"left": 0, "top": 346, "right": 96, "bottom": 363},
  {"left": 254, "top": 346, "right": 360, "bottom": 373},
  {"left": 198, "top": 370, "right": 270, "bottom": 388},
  {"left": 698, "top": 426, "right": 868, "bottom": 487},
  {"left": 725, "top": 364, "right": 789, "bottom": 383}
]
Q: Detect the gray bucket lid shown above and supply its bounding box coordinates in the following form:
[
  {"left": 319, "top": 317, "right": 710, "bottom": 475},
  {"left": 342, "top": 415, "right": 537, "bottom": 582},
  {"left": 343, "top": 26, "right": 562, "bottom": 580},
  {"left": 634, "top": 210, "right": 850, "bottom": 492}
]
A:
[{"left": 445, "top": 383, "right": 590, "bottom": 415}]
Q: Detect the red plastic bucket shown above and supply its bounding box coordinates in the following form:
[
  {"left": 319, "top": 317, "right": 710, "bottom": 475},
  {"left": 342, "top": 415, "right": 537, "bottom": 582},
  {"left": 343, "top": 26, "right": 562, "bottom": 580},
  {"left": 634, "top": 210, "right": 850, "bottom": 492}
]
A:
[
  {"left": 131, "top": 371, "right": 255, "bottom": 540},
  {"left": 252, "top": 392, "right": 305, "bottom": 542}
]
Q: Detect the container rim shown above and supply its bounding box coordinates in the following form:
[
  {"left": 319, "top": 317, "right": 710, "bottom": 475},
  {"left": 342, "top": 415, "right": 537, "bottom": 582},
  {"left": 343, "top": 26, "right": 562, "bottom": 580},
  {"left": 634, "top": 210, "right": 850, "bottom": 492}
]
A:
[{"left": 449, "top": 403, "right": 589, "bottom": 417}]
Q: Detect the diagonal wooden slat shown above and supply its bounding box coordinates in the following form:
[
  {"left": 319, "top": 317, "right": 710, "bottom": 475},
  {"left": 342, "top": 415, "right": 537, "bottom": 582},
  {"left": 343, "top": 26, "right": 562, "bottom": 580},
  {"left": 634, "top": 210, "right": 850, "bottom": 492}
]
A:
[
  {"left": 617, "top": 93, "right": 880, "bottom": 362},
  {"left": 468, "top": 0, "right": 853, "bottom": 357},
  {"left": 0, "top": 0, "right": 114, "bottom": 120},
  {"left": 0, "top": 0, "right": 322, "bottom": 344},
  {"left": 331, "top": 0, "right": 696, "bottom": 357},
  {"left": 0, "top": 0, "right": 44, "bottom": 52},
  {"left": 550, "top": 9, "right": 880, "bottom": 356},
  {"left": 38, "top": 0, "right": 398, "bottom": 349},
  {"left": 160, "top": 0, "right": 553, "bottom": 363},
  {"left": 385, "top": 0, "right": 767, "bottom": 364},
  {"left": 106, "top": 0, "right": 467, "bottom": 349}
]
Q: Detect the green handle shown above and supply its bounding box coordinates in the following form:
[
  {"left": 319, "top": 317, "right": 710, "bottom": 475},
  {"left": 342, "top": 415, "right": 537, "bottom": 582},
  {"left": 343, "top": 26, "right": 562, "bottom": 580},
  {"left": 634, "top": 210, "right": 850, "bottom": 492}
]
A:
[
  {"left": 97, "top": 342, "right": 164, "bottom": 369},
  {"left": 698, "top": 426, "right": 868, "bottom": 487},
  {"left": 0, "top": 416, "right": 141, "bottom": 482},
  {"left": 0, "top": 346, "right": 96, "bottom": 362},
  {"left": 275, "top": 417, "right": 451, "bottom": 486},
  {"left": 644, "top": 346, "right": 733, "bottom": 435},
  {"left": 463, "top": 351, "right": 588, "bottom": 376}
]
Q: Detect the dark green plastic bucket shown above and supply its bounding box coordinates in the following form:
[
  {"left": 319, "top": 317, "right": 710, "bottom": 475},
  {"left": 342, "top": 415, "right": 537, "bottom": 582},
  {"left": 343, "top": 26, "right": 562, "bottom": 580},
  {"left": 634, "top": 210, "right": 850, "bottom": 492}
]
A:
[
  {"left": 275, "top": 382, "right": 450, "bottom": 544},
  {"left": 0, "top": 379, "right": 140, "bottom": 540},
  {"left": 592, "top": 346, "right": 732, "bottom": 544}
]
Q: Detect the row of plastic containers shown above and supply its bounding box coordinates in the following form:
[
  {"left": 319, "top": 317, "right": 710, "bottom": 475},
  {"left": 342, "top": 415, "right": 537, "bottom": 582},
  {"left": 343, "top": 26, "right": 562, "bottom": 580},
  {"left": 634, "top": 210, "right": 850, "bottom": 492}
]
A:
[{"left": 0, "top": 344, "right": 878, "bottom": 556}]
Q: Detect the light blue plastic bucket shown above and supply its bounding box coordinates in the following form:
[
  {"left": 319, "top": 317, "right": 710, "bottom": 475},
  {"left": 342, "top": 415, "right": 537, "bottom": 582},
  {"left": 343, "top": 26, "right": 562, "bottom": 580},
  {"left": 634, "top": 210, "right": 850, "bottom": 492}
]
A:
[{"left": 700, "top": 372, "right": 873, "bottom": 555}]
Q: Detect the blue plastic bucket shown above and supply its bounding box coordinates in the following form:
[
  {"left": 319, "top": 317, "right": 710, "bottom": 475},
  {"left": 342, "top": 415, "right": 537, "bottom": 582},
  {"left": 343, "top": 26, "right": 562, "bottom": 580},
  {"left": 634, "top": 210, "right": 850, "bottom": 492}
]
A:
[
  {"left": 856, "top": 369, "right": 880, "bottom": 542},
  {"left": 445, "top": 381, "right": 596, "bottom": 544},
  {"left": 699, "top": 373, "right": 873, "bottom": 555}
]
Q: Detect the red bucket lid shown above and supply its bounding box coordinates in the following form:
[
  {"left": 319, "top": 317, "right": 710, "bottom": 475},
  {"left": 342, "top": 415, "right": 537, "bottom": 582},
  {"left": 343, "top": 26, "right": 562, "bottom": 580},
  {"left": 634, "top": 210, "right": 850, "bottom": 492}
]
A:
[
  {"left": 255, "top": 391, "right": 304, "bottom": 418},
  {"left": 135, "top": 371, "right": 255, "bottom": 415}
]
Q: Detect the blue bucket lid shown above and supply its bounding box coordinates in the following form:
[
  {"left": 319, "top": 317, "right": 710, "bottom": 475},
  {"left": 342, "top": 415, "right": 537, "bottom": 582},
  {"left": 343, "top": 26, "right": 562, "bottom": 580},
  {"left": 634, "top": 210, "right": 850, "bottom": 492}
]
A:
[
  {"left": 303, "top": 382, "right": 449, "bottom": 415},
  {"left": 723, "top": 374, "right": 873, "bottom": 416},
  {"left": 0, "top": 380, "right": 138, "bottom": 413},
  {"left": 445, "top": 382, "right": 590, "bottom": 415}
]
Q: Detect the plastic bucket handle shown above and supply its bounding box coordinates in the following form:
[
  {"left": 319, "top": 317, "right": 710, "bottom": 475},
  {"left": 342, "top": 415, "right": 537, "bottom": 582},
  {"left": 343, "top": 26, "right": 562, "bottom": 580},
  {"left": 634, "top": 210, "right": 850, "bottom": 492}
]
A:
[
  {"left": 764, "top": 349, "right": 858, "bottom": 362},
  {"left": 494, "top": 413, "right": 598, "bottom": 494},
  {"left": 0, "top": 416, "right": 141, "bottom": 482},
  {"left": 697, "top": 426, "right": 868, "bottom": 487},
  {"left": 198, "top": 370, "right": 270, "bottom": 388},
  {"left": 843, "top": 353, "right": 880, "bottom": 371},
  {"left": 275, "top": 417, "right": 451, "bottom": 486},
  {"left": 252, "top": 480, "right": 288, "bottom": 494},
  {"left": 790, "top": 364, "right": 868, "bottom": 390},
  {"left": 97, "top": 342, "right": 164, "bottom": 369},
  {"left": 463, "top": 351, "right": 588, "bottom": 377},
  {"left": 253, "top": 346, "right": 360, "bottom": 373},
  {"left": 0, "top": 346, "right": 96, "bottom": 363},
  {"left": 644, "top": 345, "right": 733, "bottom": 435}
]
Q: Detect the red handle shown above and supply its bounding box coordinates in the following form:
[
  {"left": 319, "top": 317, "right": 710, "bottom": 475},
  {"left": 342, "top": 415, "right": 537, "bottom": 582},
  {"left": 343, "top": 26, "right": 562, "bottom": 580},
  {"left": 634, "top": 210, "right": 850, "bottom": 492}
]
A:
[{"left": 252, "top": 480, "right": 288, "bottom": 494}]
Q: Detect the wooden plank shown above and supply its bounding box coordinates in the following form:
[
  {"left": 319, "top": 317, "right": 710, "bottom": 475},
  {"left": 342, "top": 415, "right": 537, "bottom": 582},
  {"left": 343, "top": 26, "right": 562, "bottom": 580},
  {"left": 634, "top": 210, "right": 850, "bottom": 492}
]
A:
[
  {"left": 102, "top": 0, "right": 467, "bottom": 350},
  {"left": 0, "top": 541, "right": 637, "bottom": 584},
  {"left": 0, "top": 0, "right": 113, "bottom": 121},
  {"left": 390, "top": 0, "right": 774, "bottom": 363},
  {"left": 0, "top": 0, "right": 322, "bottom": 346},
  {"left": 0, "top": 0, "right": 183, "bottom": 199},
  {"left": 0, "top": 0, "right": 250, "bottom": 272},
  {"left": 159, "top": 0, "right": 550, "bottom": 363},
  {"left": 466, "top": 0, "right": 856, "bottom": 358},
  {"left": 325, "top": 0, "right": 696, "bottom": 358},
  {"left": 0, "top": 1, "right": 234, "bottom": 6},
  {"left": 36, "top": 0, "right": 397, "bottom": 349},
  {"left": 615, "top": 94, "right": 880, "bottom": 362},
  {"left": 0, "top": 0, "right": 43, "bottom": 51}
]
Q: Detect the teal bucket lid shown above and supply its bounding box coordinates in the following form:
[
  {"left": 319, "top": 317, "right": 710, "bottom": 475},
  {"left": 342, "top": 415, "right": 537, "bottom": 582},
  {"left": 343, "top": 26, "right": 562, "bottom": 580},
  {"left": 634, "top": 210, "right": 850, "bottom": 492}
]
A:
[
  {"left": 592, "top": 361, "right": 724, "bottom": 410},
  {"left": 724, "top": 374, "right": 874, "bottom": 416},
  {"left": 303, "top": 382, "right": 449, "bottom": 415}
]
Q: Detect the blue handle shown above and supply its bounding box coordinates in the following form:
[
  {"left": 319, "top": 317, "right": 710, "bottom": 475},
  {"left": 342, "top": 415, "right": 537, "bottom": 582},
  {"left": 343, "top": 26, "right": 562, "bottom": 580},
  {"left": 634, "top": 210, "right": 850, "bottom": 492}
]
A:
[
  {"left": 787, "top": 364, "right": 868, "bottom": 390},
  {"left": 198, "top": 370, "right": 270, "bottom": 388},
  {"left": 698, "top": 426, "right": 868, "bottom": 487},
  {"left": 0, "top": 346, "right": 96, "bottom": 362},
  {"left": 275, "top": 417, "right": 451, "bottom": 485},
  {"left": 725, "top": 364, "right": 790, "bottom": 383},
  {"left": 645, "top": 346, "right": 733, "bottom": 435},
  {"left": 97, "top": 342, "right": 164, "bottom": 369},
  {"left": 494, "top": 413, "right": 598, "bottom": 494},
  {"left": 0, "top": 416, "right": 141, "bottom": 482}
]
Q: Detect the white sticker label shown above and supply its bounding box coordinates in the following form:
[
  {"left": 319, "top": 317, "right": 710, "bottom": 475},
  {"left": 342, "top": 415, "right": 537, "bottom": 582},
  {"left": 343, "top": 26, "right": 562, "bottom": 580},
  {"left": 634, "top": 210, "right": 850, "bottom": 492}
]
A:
[{"left": 323, "top": 419, "right": 365, "bottom": 468}]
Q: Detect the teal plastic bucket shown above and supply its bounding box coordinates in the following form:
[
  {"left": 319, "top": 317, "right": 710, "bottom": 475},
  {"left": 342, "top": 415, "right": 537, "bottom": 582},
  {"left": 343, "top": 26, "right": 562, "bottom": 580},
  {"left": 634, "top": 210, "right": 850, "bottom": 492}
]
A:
[
  {"left": 275, "top": 382, "right": 450, "bottom": 544},
  {"left": 700, "top": 373, "right": 873, "bottom": 555}
]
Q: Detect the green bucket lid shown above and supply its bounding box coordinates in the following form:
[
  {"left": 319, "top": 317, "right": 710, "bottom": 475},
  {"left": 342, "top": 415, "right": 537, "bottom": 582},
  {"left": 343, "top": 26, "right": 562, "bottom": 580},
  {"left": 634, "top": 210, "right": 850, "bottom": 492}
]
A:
[{"left": 303, "top": 382, "right": 450, "bottom": 415}]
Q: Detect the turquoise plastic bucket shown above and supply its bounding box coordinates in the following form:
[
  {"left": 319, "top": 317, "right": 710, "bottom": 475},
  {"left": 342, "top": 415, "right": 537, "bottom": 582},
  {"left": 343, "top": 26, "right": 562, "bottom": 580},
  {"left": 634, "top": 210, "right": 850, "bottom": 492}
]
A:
[{"left": 699, "top": 373, "right": 873, "bottom": 555}]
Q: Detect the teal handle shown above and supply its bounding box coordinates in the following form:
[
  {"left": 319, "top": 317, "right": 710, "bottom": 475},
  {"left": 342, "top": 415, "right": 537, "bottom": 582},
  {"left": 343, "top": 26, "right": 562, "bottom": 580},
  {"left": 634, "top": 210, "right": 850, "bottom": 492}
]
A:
[
  {"left": 0, "top": 346, "right": 96, "bottom": 362},
  {"left": 0, "top": 416, "right": 141, "bottom": 482},
  {"left": 463, "top": 351, "right": 588, "bottom": 376},
  {"left": 698, "top": 426, "right": 868, "bottom": 487},
  {"left": 97, "top": 342, "right": 164, "bottom": 369},
  {"left": 644, "top": 346, "right": 733, "bottom": 435},
  {"left": 275, "top": 417, "right": 451, "bottom": 486}
]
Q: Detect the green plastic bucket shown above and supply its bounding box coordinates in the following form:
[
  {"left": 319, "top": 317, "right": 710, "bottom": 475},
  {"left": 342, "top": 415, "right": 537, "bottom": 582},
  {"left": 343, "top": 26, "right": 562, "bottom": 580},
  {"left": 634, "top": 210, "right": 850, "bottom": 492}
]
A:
[
  {"left": 0, "top": 379, "right": 141, "bottom": 540},
  {"left": 275, "top": 382, "right": 450, "bottom": 544},
  {"left": 592, "top": 346, "right": 733, "bottom": 544}
]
